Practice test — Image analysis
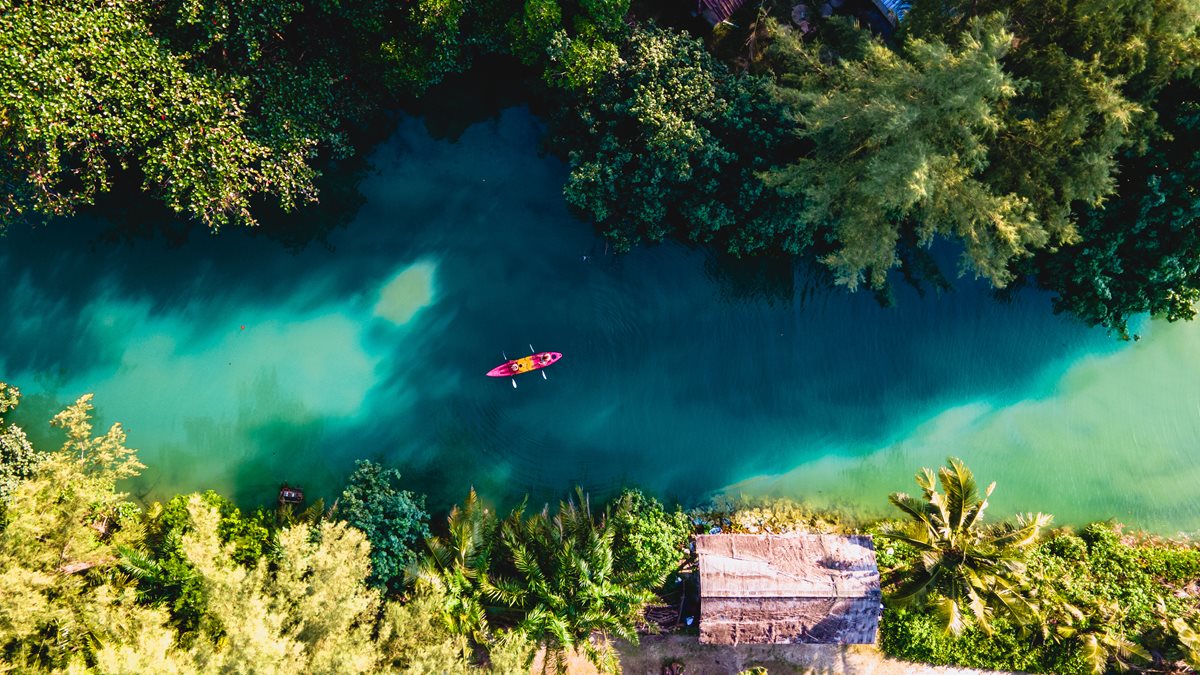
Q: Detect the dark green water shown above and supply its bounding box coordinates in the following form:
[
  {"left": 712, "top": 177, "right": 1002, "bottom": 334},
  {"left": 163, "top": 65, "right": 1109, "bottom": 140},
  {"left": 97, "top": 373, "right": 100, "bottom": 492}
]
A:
[{"left": 3, "top": 108, "right": 1199, "bottom": 533}]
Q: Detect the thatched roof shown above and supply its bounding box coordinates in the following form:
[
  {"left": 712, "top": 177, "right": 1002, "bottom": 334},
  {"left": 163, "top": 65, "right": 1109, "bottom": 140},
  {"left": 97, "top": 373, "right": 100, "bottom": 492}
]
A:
[
  {"left": 696, "top": 534, "right": 882, "bottom": 645},
  {"left": 697, "top": 0, "right": 748, "bottom": 25}
]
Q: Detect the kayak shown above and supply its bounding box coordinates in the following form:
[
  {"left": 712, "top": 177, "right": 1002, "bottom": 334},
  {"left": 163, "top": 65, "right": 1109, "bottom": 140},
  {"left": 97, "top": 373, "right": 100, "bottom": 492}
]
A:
[{"left": 487, "top": 351, "right": 562, "bottom": 377}]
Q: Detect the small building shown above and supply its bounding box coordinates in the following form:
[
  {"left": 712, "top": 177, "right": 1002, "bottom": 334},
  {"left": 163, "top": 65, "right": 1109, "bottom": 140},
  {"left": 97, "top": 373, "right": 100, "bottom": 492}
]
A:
[
  {"left": 870, "top": 0, "right": 910, "bottom": 25},
  {"left": 696, "top": 533, "right": 882, "bottom": 645},
  {"left": 697, "top": 0, "right": 748, "bottom": 25}
]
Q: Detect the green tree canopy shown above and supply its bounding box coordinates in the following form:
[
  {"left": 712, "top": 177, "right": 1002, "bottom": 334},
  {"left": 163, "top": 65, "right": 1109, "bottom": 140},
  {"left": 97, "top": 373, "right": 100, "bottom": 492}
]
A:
[
  {"left": 414, "top": 488, "right": 500, "bottom": 641},
  {"left": 608, "top": 488, "right": 691, "bottom": 591},
  {"left": 339, "top": 459, "right": 431, "bottom": 591},
  {"left": 1033, "top": 78, "right": 1200, "bottom": 337},
  {"left": 482, "top": 489, "right": 654, "bottom": 672},
  {"left": 0, "top": 383, "right": 43, "bottom": 513},
  {"left": 0, "top": 391, "right": 146, "bottom": 670},
  {"left": 767, "top": 15, "right": 1051, "bottom": 289},
  {"left": 0, "top": 0, "right": 499, "bottom": 233},
  {"left": 564, "top": 25, "right": 795, "bottom": 257},
  {"left": 0, "top": 1, "right": 325, "bottom": 230}
]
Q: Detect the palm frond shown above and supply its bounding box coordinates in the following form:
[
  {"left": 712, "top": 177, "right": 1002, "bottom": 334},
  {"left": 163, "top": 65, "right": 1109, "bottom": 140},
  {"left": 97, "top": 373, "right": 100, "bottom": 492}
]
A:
[
  {"left": 877, "top": 523, "right": 937, "bottom": 552},
  {"left": 932, "top": 595, "right": 968, "bottom": 635},
  {"left": 1080, "top": 634, "right": 1107, "bottom": 675},
  {"left": 988, "top": 512, "right": 1052, "bottom": 548},
  {"left": 888, "top": 492, "right": 932, "bottom": 526},
  {"left": 961, "top": 481, "right": 995, "bottom": 532},
  {"left": 940, "top": 457, "right": 978, "bottom": 530},
  {"left": 889, "top": 565, "right": 942, "bottom": 603},
  {"left": 116, "top": 545, "right": 167, "bottom": 582},
  {"left": 915, "top": 466, "right": 938, "bottom": 496},
  {"left": 1171, "top": 617, "right": 1200, "bottom": 667}
]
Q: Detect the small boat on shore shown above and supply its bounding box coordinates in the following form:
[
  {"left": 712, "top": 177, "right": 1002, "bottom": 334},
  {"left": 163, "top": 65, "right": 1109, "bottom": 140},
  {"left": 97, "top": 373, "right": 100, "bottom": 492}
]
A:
[
  {"left": 487, "top": 351, "right": 562, "bottom": 378},
  {"left": 279, "top": 485, "right": 304, "bottom": 505}
]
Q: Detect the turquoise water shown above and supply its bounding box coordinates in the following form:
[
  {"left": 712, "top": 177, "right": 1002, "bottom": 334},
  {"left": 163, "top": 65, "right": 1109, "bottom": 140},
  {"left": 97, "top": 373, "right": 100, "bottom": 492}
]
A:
[{"left": 3, "top": 107, "right": 1199, "bottom": 534}]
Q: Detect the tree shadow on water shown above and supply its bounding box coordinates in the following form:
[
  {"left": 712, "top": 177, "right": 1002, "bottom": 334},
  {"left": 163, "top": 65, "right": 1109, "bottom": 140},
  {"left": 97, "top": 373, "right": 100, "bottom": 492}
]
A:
[
  {"left": 409, "top": 56, "right": 543, "bottom": 143},
  {"left": 85, "top": 156, "right": 369, "bottom": 255},
  {"left": 703, "top": 249, "right": 835, "bottom": 308}
]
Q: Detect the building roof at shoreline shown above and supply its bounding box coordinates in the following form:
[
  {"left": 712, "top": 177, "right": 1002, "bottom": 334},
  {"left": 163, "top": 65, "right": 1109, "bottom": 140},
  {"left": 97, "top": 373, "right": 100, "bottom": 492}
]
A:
[
  {"left": 697, "top": 0, "right": 748, "bottom": 25},
  {"left": 870, "top": 0, "right": 910, "bottom": 25},
  {"left": 696, "top": 533, "right": 882, "bottom": 645}
]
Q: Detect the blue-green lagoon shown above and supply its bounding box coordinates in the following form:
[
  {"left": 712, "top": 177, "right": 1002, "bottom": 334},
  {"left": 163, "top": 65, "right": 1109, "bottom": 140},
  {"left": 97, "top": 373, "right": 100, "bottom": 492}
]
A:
[{"left": 3, "top": 108, "right": 1199, "bottom": 533}]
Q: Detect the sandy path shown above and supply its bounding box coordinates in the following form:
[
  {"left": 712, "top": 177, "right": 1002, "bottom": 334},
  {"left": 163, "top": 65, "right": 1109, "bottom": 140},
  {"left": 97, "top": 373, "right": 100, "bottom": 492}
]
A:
[{"left": 537, "top": 635, "right": 1016, "bottom": 674}]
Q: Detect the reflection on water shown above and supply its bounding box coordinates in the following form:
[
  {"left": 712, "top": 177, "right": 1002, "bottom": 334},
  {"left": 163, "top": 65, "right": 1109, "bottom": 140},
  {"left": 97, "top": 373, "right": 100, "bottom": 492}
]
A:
[{"left": 2, "top": 106, "right": 1198, "bottom": 534}]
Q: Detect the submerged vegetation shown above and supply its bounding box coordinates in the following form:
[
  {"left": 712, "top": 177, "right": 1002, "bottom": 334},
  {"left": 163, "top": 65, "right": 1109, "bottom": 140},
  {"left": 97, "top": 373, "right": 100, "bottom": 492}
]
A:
[
  {"left": 2, "top": 384, "right": 1199, "bottom": 673},
  {"left": 1, "top": 0, "right": 1197, "bottom": 335}
]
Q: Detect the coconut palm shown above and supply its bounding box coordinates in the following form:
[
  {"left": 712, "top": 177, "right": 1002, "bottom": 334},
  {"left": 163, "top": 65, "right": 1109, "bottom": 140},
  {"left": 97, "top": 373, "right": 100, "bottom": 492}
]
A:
[
  {"left": 482, "top": 488, "right": 655, "bottom": 673},
  {"left": 412, "top": 489, "right": 498, "bottom": 641},
  {"left": 880, "top": 457, "right": 1052, "bottom": 634}
]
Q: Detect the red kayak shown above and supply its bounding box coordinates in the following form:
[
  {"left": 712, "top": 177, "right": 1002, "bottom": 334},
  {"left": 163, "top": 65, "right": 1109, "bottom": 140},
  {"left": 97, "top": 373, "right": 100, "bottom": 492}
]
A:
[{"left": 487, "top": 351, "right": 562, "bottom": 377}]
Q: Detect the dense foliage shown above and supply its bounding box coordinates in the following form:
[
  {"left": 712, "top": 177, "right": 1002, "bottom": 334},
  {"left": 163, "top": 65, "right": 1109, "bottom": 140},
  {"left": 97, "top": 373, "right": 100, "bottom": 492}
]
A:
[
  {"left": 900, "top": 0, "right": 1200, "bottom": 332},
  {"left": 418, "top": 488, "right": 681, "bottom": 671},
  {"left": 3, "top": 0, "right": 1199, "bottom": 335},
  {"left": 338, "top": 459, "right": 431, "bottom": 591},
  {"left": 1033, "top": 78, "right": 1200, "bottom": 337},
  {"left": 2, "top": 384, "right": 1200, "bottom": 673},
  {"left": 882, "top": 523, "right": 1200, "bottom": 673},
  {"left": 563, "top": 26, "right": 795, "bottom": 256},
  {"left": 0, "top": 385, "right": 678, "bottom": 672},
  {"left": 767, "top": 15, "right": 1037, "bottom": 289},
  {"left": 608, "top": 488, "right": 692, "bottom": 591},
  {"left": 877, "top": 459, "right": 1200, "bottom": 674},
  {"left": 0, "top": 387, "right": 532, "bottom": 672},
  {"left": 119, "top": 489, "right": 283, "bottom": 641},
  {"left": 487, "top": 490, "right": 652, "bottom": 672},
  {"left": 0, "top": 1, "right": 333, "bottom": 229},
  {"left": 0, "top": 383, "right": 42, "bottom": 512}
]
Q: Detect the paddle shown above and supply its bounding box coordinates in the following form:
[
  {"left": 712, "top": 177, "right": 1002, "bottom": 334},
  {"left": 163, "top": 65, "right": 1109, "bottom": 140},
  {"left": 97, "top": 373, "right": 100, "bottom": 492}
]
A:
[
  {"left": 530, "top": 344, "right": 548, "bottom": 380},
  {"left": 503, "top": 351, "right": 517, "bottom": 388}
]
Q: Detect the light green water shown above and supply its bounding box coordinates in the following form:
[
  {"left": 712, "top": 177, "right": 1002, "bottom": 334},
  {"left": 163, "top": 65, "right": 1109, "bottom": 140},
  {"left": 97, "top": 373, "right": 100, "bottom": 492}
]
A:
[
  {"left": 729, "top": 317, "right": 1200, "bottom": 531},
  {"left": 1, "top": 107, "right": 1197, "bottom": 534}
]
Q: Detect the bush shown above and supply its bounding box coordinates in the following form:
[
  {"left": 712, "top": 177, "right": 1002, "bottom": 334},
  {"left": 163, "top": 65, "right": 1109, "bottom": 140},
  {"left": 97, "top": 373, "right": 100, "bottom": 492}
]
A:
[
  {"left": 1142, "top": 546, "right": 1200, "bottom": 584},
  {"left": 339, "top": 460, "right": 431, "bottom": 591},
  {"left": 609, "top": 489, "right": 691, "bottom": 591},
  {"left": 880, "top": 608, "right": 1046, "bottom": 671},
  {"left": 882, "top": 520, "right": 1200, "bottom": 673}
]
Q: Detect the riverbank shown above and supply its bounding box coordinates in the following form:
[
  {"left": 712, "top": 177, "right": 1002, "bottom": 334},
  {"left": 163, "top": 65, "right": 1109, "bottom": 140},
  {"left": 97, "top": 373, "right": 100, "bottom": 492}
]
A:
[{"left": 547, "top": 637, "right": 1017, "bottom": 674}]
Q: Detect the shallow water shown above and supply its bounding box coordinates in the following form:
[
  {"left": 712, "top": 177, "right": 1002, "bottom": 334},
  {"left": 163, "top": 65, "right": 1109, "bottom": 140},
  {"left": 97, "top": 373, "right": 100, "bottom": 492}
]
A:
[{"left": 3, "top": 107, "right": 1198, "bottom": 533}]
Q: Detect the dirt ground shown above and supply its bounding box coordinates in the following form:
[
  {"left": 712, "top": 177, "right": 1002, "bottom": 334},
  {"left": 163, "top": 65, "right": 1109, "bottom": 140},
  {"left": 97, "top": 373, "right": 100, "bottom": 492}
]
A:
[{"left": 537, "top": 635, "right": 1015, "bottom": 675}]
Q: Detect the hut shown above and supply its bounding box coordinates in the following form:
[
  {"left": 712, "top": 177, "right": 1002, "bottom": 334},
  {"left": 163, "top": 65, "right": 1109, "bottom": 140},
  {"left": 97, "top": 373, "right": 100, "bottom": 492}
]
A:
[
  {"left": 870, "top": 0, "right": 910, "bottom": 25},
  {"left": 695, "top": 533, "right": 882, "bottom": 645},
  {"left": 697, "top": 0, "right": 748, "bottom": 25}
]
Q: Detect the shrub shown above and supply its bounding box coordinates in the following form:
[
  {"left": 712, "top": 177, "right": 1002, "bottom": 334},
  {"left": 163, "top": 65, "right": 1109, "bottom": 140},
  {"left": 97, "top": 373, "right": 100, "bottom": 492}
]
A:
[
  {"left": 609, "top": 489, "right": 691, "bottom": 591},
  {"left": 339, "top": 460, "right": 431, "bottom": 591}
]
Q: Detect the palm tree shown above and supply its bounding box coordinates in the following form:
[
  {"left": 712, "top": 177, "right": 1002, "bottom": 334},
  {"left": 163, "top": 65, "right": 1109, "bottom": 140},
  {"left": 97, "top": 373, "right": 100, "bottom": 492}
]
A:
[
  {"left": 412, "top": 489, "right": 497, "bottom": 641},
  {"left": 880, "top": 457, "right": 1052, "bottom": 634},
  {"left": 482, "top": 488, "right": 655, "bottom": 673},
  {"left": 274, "top": 497, "right": 328, "bottom": 528}
]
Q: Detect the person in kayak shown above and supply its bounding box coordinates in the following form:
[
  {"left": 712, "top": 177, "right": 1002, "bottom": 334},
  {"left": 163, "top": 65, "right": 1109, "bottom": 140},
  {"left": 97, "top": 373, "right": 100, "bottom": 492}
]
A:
[
  {"left": 540, "top": 353, "right": 552, "bottom": 364},
  {"left": 510, "top": 362, "right": 521, "bottom": 372}
]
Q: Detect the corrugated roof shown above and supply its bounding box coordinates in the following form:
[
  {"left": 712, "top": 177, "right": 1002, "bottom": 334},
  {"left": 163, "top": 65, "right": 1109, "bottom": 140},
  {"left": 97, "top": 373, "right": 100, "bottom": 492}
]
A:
[
  {"left": 871, "top": 0, "right": 910, "bottom": 25},
  {"left": 699, "top": 0, "right": 749, "bottom": 25},
  {"left": 696, "top": 534, "right": 882, "bottom": 645}
]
